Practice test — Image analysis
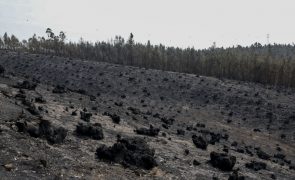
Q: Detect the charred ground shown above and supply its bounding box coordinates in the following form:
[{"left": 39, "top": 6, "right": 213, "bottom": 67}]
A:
[{"left": 0, "top": 50, "right": 294, "bottom": 179}]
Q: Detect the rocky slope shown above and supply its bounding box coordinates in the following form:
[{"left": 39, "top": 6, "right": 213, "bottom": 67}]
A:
[{"left": 0, "top": 50, "right": 294, "bottom": 179}]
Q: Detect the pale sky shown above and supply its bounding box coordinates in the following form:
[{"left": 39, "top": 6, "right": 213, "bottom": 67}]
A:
[{"left": 0, "top": 0, "right": 295, "bottom": 49}]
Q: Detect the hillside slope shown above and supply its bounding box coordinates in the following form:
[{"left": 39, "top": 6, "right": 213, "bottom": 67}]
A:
[{"left": 0, "top": 50, "right": 294, "bottom": 179}]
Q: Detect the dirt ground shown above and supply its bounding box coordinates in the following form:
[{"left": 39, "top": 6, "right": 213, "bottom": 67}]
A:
[{"left": 0, "top": 50, "right": 294, "bottom": 179}]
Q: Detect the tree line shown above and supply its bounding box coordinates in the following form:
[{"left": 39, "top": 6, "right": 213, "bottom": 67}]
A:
[{"left": 1, "top": 29, "right": 295, "bottom": 88}]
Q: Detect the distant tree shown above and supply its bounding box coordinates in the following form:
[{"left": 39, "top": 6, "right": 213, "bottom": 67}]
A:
[
  {"left": 114, "top": 35, "right": 124, "bottom": 45},
  {"left": 10, "top": 34, "right": 20, "bottom": 50},
  {"left": 28, "top": 34, "right": 39, "bottom": 52},
  {"left": 114, "top": 36, "right": 125, "bottom": 64},
  {"left": 59, "top": 31, "right": 66, "bottom": 42},
  {"left": 46, "top": 28, "right": 54, "bottom": 39},
  {"left": 0, "top": 37, "right": 3, "bottom": 49},
  {"left": 3, "top": 32, "right": 10, "bottom": 49},
  {"left": 127, "top": 33, "right": 134, "bottom": 45},
  {"left": 2, "top": 31, "right": 295, "bottom": 87},
  {"left": 22, "top": 40, "right": 28, "bottom": 49},
  {"left": 127, "top": 33, "right": 134, "bottom": 65},
  {"left": 58, "top": 31, "right": 66, "bottom": 55}
]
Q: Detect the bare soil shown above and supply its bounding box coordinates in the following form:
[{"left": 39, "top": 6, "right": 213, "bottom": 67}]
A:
[{"left": 0, "top": 50, "right": 294, "bottom": 179}]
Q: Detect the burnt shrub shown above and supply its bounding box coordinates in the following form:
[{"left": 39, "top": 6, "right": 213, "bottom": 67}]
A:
[
  {"left": 210, "top": 151, "right": 236, "bottom": 171},
  {"left": 245, "top": 161, "right": 267, "bottom": 171},
  {"left": 76, "top": 122, "right": 104, "bottom": 140},
  {"left": 0, "top": 65, "right": 5, "bottom": 75},
  {"left": 39, "top": 120, "right": 67, "bottom": 144},
  {"left": 228, "top": 170, "right": 245, "bottom": 180},
  {"left": 177, "top": 129, "right": 185, "bottom": 135},
  {"left": 161, "top": 117, "right": 174, "bottom": 125},
  {"left": 135, "top": 125, "right": 160, "bottom": 137},
  {"left": 96, "top": 137, "right": 157, "bottom": 170},
  {"left": 256, "top": 148, "right": 271, "bottom": 160},
  {"left": 103, "top": 112, "right": 121, "bottom": 124},
  {"left": 80, "top": 111, "right": 92, "bottom": 122},
  {"left": 192, "top": 135, "right": 208, "bottom": 150},
  {"left": 35, "top": 96, "right": 46, "bottom": 103},
  {"left": 127, "top": 107, "right": 141, "bottom": 115},
  {"left": 14, "top": 80, "right": 37, "bottom": 90},
  {"left": 52, "top": 85, "right": 67, "bottom": 94},
  {"left": 16, "top": 119, "right": 67, "bottom": 144}
]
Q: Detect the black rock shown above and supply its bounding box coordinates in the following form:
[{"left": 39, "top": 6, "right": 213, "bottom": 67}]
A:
[
  {"left": 136, "top": 125, "right": 160, "bottom": 137},
  {"left": 245, "top": 161, "right": 267, "bottom": 171},
  {"left": 192, "top": 135, "right": 208, "bottom": 150},
  {"left": 71, "top": 111, "right": 78, "bottom": 116},
  {"left": 110, "top": 114, "right": 121, "bottom": 124},
  {"left": 76, "top": 122, "right": 104, "bottom": 140},
  {"left": 210, "top": 151, "right": 236, "bottom": 171},
  {"left": 184, "top": 149, "right": 190, "bottom": 155},
  {"left": 96, "top": 137, "right": 157, "bottom": 170}
]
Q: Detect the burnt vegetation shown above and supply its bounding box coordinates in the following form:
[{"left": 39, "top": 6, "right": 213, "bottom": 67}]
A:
[
  {"left": 1, "top": 29, "right": 295, "bottom": 87},
  {"left": 0, "top": 30, "right": 294, "bottom": 179},
  {"left": 96, "top": 137, "right": 157, "bottom": 170}
]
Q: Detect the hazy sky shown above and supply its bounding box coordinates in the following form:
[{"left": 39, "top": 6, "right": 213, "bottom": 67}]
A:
[{"left": 0, "top": 0, "right": 295, "bottom": 48}]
